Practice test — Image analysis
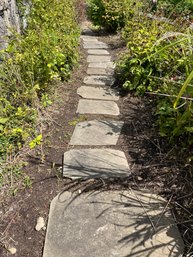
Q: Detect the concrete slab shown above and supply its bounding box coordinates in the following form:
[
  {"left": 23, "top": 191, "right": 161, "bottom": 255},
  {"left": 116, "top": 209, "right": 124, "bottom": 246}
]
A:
[
  {"left": 81, "top": 38, "right": 99, "bottom": 42},
  {"left": 87, "top": 49, "right": 109, "bottom": 55},
  {"left": 76, "top": 99, "right": 120, "bottom": 115},
  {"left": 87, "top": 55, "right": 111, "bottom": 63},
  {"left": 81, "top": 35, "right": 97, "bottom": 40},
  {"left": 84, "top": 75, "right": 115, "bottom": 86},
  {"left": 43, "top": 190, "right": 184, "bottom": 257},
  {"left": 83, "top": 43, "right": 109, "bottom": 49},
  {"left": 88, "top": 61, "right": 115, "bottom": 69},
  {"left": 87, "top": 67, "right": 114, "bottom": 75},
  {"left": 63, "top": 149, "right": 130, "bottom": 179},
  {"left": 69, "top": 120, "right": 123, "bottom": 145},
  {"left": 77, "top": 86, "right": 119, "bottom": 101}
]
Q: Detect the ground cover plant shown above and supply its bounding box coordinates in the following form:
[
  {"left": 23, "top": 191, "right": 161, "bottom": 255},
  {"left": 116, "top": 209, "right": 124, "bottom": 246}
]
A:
[{"left": 0, "top": 0, "right": 80, "bottom": 186}]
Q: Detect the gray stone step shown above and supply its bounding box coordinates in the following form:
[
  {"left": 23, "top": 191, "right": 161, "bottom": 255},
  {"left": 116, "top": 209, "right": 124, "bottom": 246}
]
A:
[
  {"left": 88, "top": 62, "right": 115, "bottom": 69},
  {"left": 63, "top": 149, "right": 130, "bottom": 179},
  {"left": 87, "top": 67, "right": 114, "bottom": 75},
  {"left": 87, "top": 49, "right": 109, "bottom": 55},
  {"left": 80, "top": 35, "right": 97, "bottom": 40},
  {"left": 87, "top": 55, "right": 111, "bottom": 63},
  {"left": 83, "top": 43, "right": 109, "bottom": 49},
  {"left": 77, "top": 86, "right": 119, "bottom": 101},
  {"left": 69, "top": 120, "right": 123, "bottom": 146},
  {"left": 76, "top": 99, "right": 119, "bottom": 115},
  {"left": 43, "top": 190, "right": 184, "bottom": 257},
  {"left": 82, "top": 38, "right": 99, "bottom": 42},
  {"left": 84, "top": 75, "right": 115, "bottom": 86}
]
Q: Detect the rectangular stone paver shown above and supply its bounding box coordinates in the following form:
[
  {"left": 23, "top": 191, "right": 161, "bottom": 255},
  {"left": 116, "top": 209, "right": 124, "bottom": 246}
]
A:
[
  {"left": 83, "top": 43, "right": 109, "bottom": 49},
  {"left": 88, "top": 62, "right": 115, "bottom": 69},
  {"left": 87, "top": 67, "right": 114, "bottom": 75},
  {"left": 76, "top": 99, "right": 119, "bottom": 115},
  {"left": 82, "top": 38, "right": 99, "bottom": 42},
  {"left": 87, "top": 49, "right": 109, "bottom": 55},
  {"left": 87, "top": 55, "right": 111, "bottom": 63},
  {"left": 63, "top": 149, "right": 130, "bottom": 179},
  {"left": 43, "top": 190, "right": 184, "bottom": 257},
  {"left": 84, "top": 75, "right": 115, "bottom": 86},
  {"left": 77, "top": 86, "right": 119, "bottom": 101},
  {"left": 69, "top": 120, "right": 123, "bottom": 145}
]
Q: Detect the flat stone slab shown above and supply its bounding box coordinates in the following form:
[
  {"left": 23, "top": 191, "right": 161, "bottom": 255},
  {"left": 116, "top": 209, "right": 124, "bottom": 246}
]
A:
[
  {"left": 76, "top": 99, "right": 120, "bottom": 115},
  {"left": 83, "top": 43, "right": 109, "bottom": 49},
  {"left": 84, "top": 75, "right": 115, "bottom": 86},
  {"left": 80, "top": 35, "right": 97, "bottom": 40},
  {"left": 77, "top": 86, "right": 119, "bottom": 101},
  {"left": 69, "top": 120, "right": 123, "bottom": 145},
  {"left": 87, "top": 49, "right": 109, "bottom": 55},
  {"left": 87, "top": 67, "right": 114, "bottom": 75},
  {"left": 63, "top": 149, "right": 130, "bottom": 179},
  {"left": 88, "top": 61, "right": 115, "bottom": 69},
  {"left": 43, "top": 190, "right": 184, "bottom": 257},
  {"left": 87, "top": 55, "right": 111, "bottom": 63},
  {"left": 82, "top": 38, "right": 99, "bottom": 42}
]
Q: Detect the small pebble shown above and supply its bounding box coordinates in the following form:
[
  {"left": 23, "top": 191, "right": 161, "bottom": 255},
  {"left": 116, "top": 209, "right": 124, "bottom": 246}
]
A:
[
  {"left": 35, "top": 217, "right": 46, "bottom": 231},
  {"left": 8, "top": 247, "right": 17, "bottom": 254}
]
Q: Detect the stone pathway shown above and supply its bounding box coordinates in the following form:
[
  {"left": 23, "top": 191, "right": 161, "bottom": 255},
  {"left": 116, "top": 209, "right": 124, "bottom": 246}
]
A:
[{"left": 43, "top": 27, "right": 184, "bottom": 257}]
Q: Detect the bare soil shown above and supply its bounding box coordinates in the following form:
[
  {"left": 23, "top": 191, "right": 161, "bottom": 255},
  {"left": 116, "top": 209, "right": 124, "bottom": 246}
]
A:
[{"left": 0, "top": 2, "right": 193, "bottom": 257}]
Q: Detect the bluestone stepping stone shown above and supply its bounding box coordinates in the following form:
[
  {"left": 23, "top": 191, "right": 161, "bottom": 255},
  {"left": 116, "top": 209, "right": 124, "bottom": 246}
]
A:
[
  {"left": 82, "top": 38, "right": 99, "bottom": 42},
  {"left": 87, "top": 55, "right": 111, "bottom": 63},
  {"left": 76, "top": 99, "right": 119, "bottom": 115},
  {"left": 77, "top": 86, "right": 119, "bottom": 101},
  {"left": 63, "top": 149, "right": 130, "bottom": 179},
  {"left": 69, "top": 120, "right": 123, "bottom": 145},
  {"left": 43, "top": 190, "right": 184, "bottom": 257},
  {"left": 87, "top": 49, "right": 109, "bottom": 55},
  {"left": 84, "top": 75, "right": 115, "bottom": 86},
  {"left": 83, "top": 43, "right": 109, "bottom": 49},
  {"left": 88, "top": 61, "right": 115, "bottom": 69},
  {"left": 87, "top": 67, "right": 114, "bottom": 75}
]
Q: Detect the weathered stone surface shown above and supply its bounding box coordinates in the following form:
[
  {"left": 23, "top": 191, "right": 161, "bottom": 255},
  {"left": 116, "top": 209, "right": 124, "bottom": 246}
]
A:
[
  {"left": 43, "top": 190, "right": 184, "bottom": 257},
  {"left": 84, "top": 75, "right": 115, "bottom": 86},
  {"left": 87, "top": 67, "right": 114, "bottom": 75},
  {"left": 87, "top": 49, "right": 109, "bottom": 55},
  {"left": 77, "top": 86, "right": 119, "bottom": 101},
  {"left": 69, "top": 120, "right": 123, "bottom": 145},
  {"left": 88, "top": 62, "right": 115, "bottom": 69},
  {"left": 80, "top": 35, "right": 97, "bottom": 40},
  {"left": 76, "top": 99, "right": 119, "bottom": 115},
  {"left": 63, "top": 149, "right": 130, "bottom": 179},
  {"left": 0, "top": 0, "right": 21, "bottom": 48},
  {"left": 87, "top": 55, "right": 111, "bottom": 63},
  {"left": 83, "top": 43, "right": 109, "bottom": 49},
  {"left": 82, "top": 38, "right": 99, "bottom": 42}
]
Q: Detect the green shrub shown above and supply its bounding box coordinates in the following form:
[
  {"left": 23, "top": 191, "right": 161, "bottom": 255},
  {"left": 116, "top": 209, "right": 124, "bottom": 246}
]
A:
[
  {"left": 0, "top": 0, "right": 80, "bottom": 159},
  {"left": 116, "top": 5, "right": 193, "bottom": 145},
  {"left": 87, "top": 0, "right": 136, "bottom": 31}
]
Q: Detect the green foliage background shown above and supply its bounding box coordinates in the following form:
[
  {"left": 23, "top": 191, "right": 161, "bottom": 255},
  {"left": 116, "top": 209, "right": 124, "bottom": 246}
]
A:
[
  {"left": 87, "top": 0, "right": 193, "bottom": 149},
  {"left": 0, "top": 0, "right": 80, "bottom": 160}
]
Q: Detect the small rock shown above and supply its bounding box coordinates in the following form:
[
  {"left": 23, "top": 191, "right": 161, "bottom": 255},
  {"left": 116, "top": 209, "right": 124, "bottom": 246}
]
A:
[
  {"left": 8, "top": 247, "right": 17, "bottom": 254},
  {"left": 35, "top": 217, "right": 46, "bottom": 231}
]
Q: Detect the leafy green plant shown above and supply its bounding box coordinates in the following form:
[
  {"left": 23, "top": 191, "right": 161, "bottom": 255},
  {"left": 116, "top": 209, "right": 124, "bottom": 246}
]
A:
[
  {"left": 116, "top": 2, "right": 193, "bottom": 146},
  {"left": 87, "top": 0, "right": 136, "bottom": 31},
  {"left": 0, "top": 0, "right": 80, "bottom": 161}
]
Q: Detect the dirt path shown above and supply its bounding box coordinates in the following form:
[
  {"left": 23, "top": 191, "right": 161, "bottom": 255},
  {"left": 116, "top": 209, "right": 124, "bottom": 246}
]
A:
[{"left": 0, "top": 4, "right": 192, "bottom": 257}]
